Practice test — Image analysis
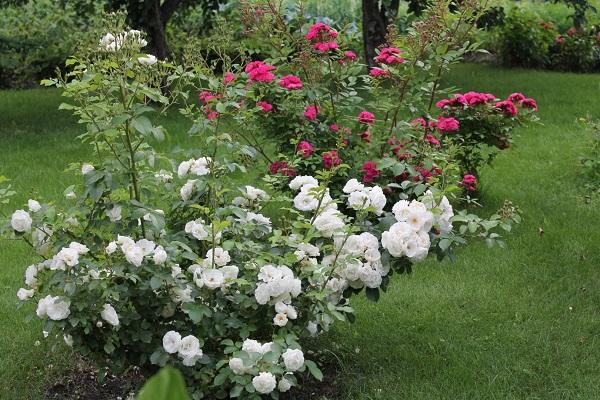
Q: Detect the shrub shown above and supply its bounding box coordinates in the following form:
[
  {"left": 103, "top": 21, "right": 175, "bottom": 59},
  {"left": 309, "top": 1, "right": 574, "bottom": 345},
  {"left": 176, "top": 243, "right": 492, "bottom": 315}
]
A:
[
  {"left": 494, "top": 7, "right": 555, "bottom": 68},
  {"left": 0, "top": 0, "right": 104, "bottom": 88},
  {"left": 4, "top": 6, "right": 526, "bottom": 399},
  {"left": 549, "top": 27, "right": 600, "bottom": 72}
]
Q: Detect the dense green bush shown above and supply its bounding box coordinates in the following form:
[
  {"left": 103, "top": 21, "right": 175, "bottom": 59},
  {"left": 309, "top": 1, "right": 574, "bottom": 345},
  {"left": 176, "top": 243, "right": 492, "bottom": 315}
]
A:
[
  {"left": 549, "top": 27, "right": 600, "bottom": 71},
  {"left": 0, "top": 0, "right": 104, "bottom": 88},
  {"left": 495, "top": 7, "right": 555, "bottom": 68}
]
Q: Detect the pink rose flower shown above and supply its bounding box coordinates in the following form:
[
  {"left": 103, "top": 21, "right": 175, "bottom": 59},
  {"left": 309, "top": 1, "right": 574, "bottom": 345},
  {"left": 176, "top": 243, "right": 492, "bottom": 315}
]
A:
[
  {"left": 460, "top": 174, "right": 477, "bottom": 191},
  {"left": 297, "top": 140, "right": 314, "bottom": 158},
  {"left": 257, "top": 100, "right": 273, "bottom": 112},
  {"left": 313, "top": 41, "right": 339, "bottom": 53},
  {"left": 507, "top": 92, "right": 525, "bottom": 102},
  {"left": 198, "top": 91, "right": 218, "bottom": 105},
  {"left": 494, "top": 100, "right": 518, "bottom": 116},
  {"left": 279, "top": 74, "right": 303, "bottom": 90},
  {"left": 370, "top": 67, "right": 389, "bottom": 77},
  {"left": 223, "top": 72, "right": 235, "bottom": 85},
  {"left": 520, "top": 98, "right": 538, "bottom": 111},
  {"left": 375, "top": 47, "right": 405, "bottom": 65},
  {"left": 322, "top": 150, "right": 341, "bottom": 169},
  {"left": 269, "top": 161, "right": 296, "bottom": 177},
  {"left": 436, "top": 116, "right": 459, "bottom": 133},
  {"left": 362, "top": 161, "right": 380, "bottom": 183},
  {"left": 245, "top": 61, "right": 276, "bottom": 82},
  {"left": 358, "top": 111, "right": 375, "bottom": 124},
  {"left": 304, "top": 104, "right": 320, "bottom": 121},
  {"left": 425, "top": 134, "right": 441, "bottom": 147}
]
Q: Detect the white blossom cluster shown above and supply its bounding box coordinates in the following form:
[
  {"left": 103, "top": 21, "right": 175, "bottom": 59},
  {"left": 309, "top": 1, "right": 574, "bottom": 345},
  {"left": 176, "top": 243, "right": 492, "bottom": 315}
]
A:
[
  {"left": 178, "top": 157, "right": 212, "bottom": 178},
  {"left": 228, "top": 339, "right": 304, "bottom": 394},
  {"left": 381, "top": 199, "right": 436, "bottom": 261},
  {"left": 162, "top": 331, "right": 204, "bottom": 366},
  {"left": 342, "top": 179, "right": 386, "bottom": 215},
  {"left": 187, "top": 247, "right": 239, "bottom": 290},
  {"left": 254, "top": 265, "right": 301, "bottom": 305},
  {"left": 326, "top": 232, "right": 388, "bottom": 291},
  {"left": 232, "top": 185, "right": 269, "bottom": 209},
  {"left": 100, "top": 30, "right": 148, "bottom": 52},
  {"left": 106, "top": 235, "right": 167, "bottom": 266},
  {"left": 421, "top": 191, "right": 454, "bottom": 234}
]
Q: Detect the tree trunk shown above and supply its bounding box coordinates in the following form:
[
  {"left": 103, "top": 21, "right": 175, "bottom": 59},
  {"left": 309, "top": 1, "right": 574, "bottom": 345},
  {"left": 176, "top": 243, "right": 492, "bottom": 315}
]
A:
[
  {"left": 131, "top": 0, "right": 182, "bottom": 60},
  {"left": 362, "top": 0, "right": 390, "bottom": 69}
]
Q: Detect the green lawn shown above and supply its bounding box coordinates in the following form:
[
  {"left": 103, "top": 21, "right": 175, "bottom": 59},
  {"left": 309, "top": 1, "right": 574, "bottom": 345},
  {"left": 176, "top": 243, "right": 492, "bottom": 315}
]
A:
[{"left": 1, "top": 63, "right": 599, "bottom": 399}]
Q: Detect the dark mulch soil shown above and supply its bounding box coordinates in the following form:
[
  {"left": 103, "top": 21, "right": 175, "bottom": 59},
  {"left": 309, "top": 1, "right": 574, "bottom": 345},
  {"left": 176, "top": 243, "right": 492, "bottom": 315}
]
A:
[
  {"left": 45, "top": 352, "right": 342, "bottom": 399},
  {"left": 45, "top": 357, "right": 144, "bottom": 400}
]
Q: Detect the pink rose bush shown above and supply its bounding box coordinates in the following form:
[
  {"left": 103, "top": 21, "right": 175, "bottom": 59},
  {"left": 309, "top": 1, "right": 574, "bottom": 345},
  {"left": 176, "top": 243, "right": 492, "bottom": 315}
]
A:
[{"left": 3, "top": 4, "right": 529, "bottom": 398}]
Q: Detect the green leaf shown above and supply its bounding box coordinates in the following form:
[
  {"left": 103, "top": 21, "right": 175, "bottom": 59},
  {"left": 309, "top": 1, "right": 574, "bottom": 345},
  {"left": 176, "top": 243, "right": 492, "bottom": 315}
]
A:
[
  {"left": 304, "top": 360, "right": 323, "bottom": 381},
  {"left": 182, "top": 303, "right": 212, "bottom": 323},
  {"left": 138, "top": 367, "right": 190, "bottom": 400},
  {"left": 132, "top": 115, "right": 153, "bottom": 136}
]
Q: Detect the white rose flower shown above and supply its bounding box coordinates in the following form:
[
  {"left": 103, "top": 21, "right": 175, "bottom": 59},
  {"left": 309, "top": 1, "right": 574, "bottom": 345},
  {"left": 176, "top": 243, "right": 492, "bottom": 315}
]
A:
[
  {"left": 65, "top": 191, "right": 76, "bottom": 200},
  {"left": 172, "top": 285, "right": 193, "bottom": 303},
  {"left": 136, "top": 239, "right": 156, "bottom": 256},
  {"left": 219, "top": 265, "right": 239, "bottom": 281},
  {"left": 278, "top": 378, "right": 292, "bottom": 392},
  {"left": 307, "top": 321, "right": 318, "bottom": 336},
  {"left": 28, "top": 199, "right": 41, "bottom": 213},
  {"left": 153, "top": 246, "right": 168, "bottom": 264},
  {"left": 252, "top": 372, "right": 277, "bottom": 394},
  {"left": 343, "top": 178, "right": 365, "bottom": 193},
  {"left": 178, "top": 160, "right": 193, "bottom": 178},
  {"left": 178, "top": 335, "right": 202, "bottom": 359},
  {"left": 25, "top": 264, "right": 38, "bottom": 287},
  {"left": 37, "top": 295, "right": 70, "bottom": 320},
  {"left": 242, "top": 339, "right": 263, "bottom": 355},
  {"left": 11, "top": 210, "right": 32, "bottom": 232},
  {"left": 205, "top": 247, "right": 230, "bottom": 267},
  {"left": 106, "top": 241, "right": 118, "bottom": 254},
  {"left": 202, "top": 269, "right": 224, "bottom": 289},
  {"left": 105, "top": 206, "right": 122, "bottom": 222},
  {"left": 180, "top": 180, "right": 196, "bottom": 201},
  {"left": 162, "top": 330, "right": 182, "bottom": 354},
  {"left": 229, "top": 358, "right": 246, "bottom": 375},
  {"left": 124, "top": 245, "right": 144, "bottom": 267},
  {"left": 138, "top": 54, "right": 157, "bottom": 65},
  {"left": 81, "top": 163, "right": 95, "bottom": 175},
  {"left": 69, "top": 241, "right": 89, "bottom": 255},
  {"left": 367, "top": 186, "right": 387, "bottom": 215},
  {"left": 56, "top": 247, "right": 80, "bottom": 267},
  {"left": 392, "top": 200, "right": 410, "bottom": 221},
  {"left": 289, "top": 175, "right": 318, "bottom": 191},
  {"left": 273, "top": 313, "right": 289, "bottom": 327},
  {"left": 64, "top": 334, "right": 73, "bottom": 347},
  {"left": 282, "top": 348, "right": 304, "bottom": 372},
  {"left": 312, "top": 209, "right": 345, "bottom": 238},
  {"left": 293, "top": 190, "right": 319, "bottom": 212},
  {"left": 347, "top": 190, "right": 371, "bottom": 210},
  {"left": 190, "top": 157, "right": 211, "bottom": 176},
  {"left": 17, "top": 288, "right": 34, "bottom": 301},
  {"left": 100, "top": 303, "right": 120, "bottom": 326}
]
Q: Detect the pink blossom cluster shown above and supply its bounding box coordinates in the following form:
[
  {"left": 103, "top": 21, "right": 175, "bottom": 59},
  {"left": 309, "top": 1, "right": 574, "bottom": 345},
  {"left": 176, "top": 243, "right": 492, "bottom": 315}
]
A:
[
  {"left": 245, "top": 61, "right": 276, "bottom": 82},
  {"left": 269, "top": 161, "right": 296, "bottom": 177},
  {"left": 362, "top": 161, "right": 380, "bottom": 183},
  {"left": 375, "top": 47, "right": 405, "bottom": 65},
  {"left": 279, "top": 75, "right": 303, "bottom": 90},
  {"left": 306, "top": 23, "right": 339, "bottom": 53},
  {"left": 322, "top": 150, "right": 341, "bottom": 169},
  {"left": 460, "top": 174, "right": 477, "bottom": 192}
]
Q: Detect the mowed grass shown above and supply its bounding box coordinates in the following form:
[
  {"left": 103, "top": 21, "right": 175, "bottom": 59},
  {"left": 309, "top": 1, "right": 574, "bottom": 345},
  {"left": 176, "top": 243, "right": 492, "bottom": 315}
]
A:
[{"left": 1, "top": 63, "right": 599, "bottom": 399}]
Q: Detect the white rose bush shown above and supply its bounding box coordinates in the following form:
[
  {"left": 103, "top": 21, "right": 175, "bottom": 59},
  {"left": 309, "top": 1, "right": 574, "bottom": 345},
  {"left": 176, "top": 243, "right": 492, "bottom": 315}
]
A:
[{"left": 0, "top": 11, "right": 525, "bottom": 400}]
